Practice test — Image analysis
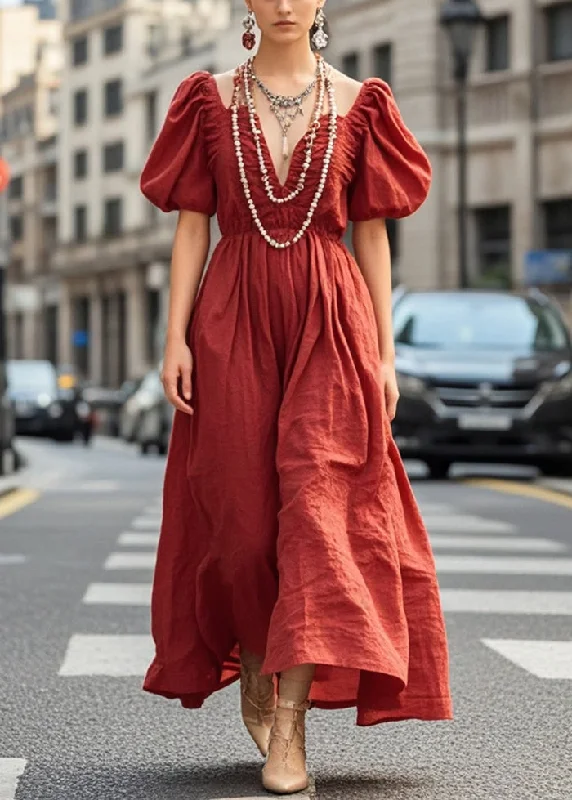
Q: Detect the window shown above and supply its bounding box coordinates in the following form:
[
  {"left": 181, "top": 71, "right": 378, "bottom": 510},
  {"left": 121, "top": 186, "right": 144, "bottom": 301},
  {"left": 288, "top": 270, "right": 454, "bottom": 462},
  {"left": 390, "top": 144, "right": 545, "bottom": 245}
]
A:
[
  {"left": 74, "top": 205, "right": 88, "bottom": 242},
  {"left": 47, "top": 87, "right": 59, "bottom": 116},
  {"left": 103, "top": 23, "right": 123, "bottom": 55},
  {"left": 373, "top": 43, "right": 393, "bottom": 85},
  {"left": 485, "top": 15, "right": 510, "bottom": 72},
  {"left": 8, "top": 175, "right": 23, "bottom": 199},
  {"left": 72, "top": 35, "right": 88, "bottom": 66},
  {"left": 74, "top": 149, "right": 88, "bottom": 179},
  {"left": 544, "top": 198, "right": 572, "bottom": 249},
  {"left": 9, "top": 215, "right": 24, "bottom": 241},
  {"left": 73, "top": 89, "right": 88, "bottom": 125},
  {"left": 103, "top": 197, "right": 122, "bottom": 237},
  {"left": 545, "top": 2, "right": 572, "bottom": 62},
  {"left": 145, "top": 91, "right": 157, "bottom": 143},
  {"left": 474, "top": 205, "right": 512, "bottom": 287},
  {"left": 341, "top": 52, "right": 360, "bottom": 80},
  {"left": 104, "top": 79, "right": 123, "bottom": 116},
  {"left": 103, "top": 141, "right": 124, "bottom": 173}
]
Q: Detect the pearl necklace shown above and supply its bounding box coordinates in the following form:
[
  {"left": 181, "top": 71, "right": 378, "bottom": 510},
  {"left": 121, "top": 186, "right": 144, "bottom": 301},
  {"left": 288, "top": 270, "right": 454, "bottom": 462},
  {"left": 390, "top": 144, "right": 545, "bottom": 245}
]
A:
[
  {"left": 231, "top": 60, "right": 338, "bottom": 250},
  {"left": 244, "top": 57, "right": 326, "bottom": 205}
]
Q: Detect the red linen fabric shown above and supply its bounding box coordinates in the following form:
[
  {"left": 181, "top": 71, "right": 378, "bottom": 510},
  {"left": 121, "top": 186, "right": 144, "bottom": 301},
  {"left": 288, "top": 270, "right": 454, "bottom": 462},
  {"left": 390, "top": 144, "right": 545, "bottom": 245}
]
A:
[{"left": 140, "top": 72, "right": 452, "bottom": 726}]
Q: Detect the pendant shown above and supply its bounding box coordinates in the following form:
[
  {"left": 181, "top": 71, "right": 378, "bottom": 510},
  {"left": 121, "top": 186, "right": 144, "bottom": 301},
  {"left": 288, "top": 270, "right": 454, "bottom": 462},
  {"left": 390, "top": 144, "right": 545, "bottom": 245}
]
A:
[{"left": 282, "top": 133, "right": 289, "bottom": 160}]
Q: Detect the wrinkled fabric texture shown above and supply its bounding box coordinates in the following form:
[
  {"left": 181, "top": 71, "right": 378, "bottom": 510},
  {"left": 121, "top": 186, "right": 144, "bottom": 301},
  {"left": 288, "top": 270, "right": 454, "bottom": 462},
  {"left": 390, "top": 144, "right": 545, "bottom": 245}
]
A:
[{"left": 139, "top": 72, "right": 452, "bottom": 725}]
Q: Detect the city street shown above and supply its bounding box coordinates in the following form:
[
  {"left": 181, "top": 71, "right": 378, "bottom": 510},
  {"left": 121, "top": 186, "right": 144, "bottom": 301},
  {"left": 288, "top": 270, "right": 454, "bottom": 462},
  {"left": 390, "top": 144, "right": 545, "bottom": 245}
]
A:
[{"left": 1, "top": 438, "right": 571, "bottom": 800}]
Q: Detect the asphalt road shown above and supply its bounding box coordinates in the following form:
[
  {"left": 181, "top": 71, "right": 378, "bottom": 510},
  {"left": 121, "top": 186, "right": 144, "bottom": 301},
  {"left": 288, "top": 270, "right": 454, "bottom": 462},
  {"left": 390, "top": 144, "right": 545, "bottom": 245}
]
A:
[{"left": 1, "top": 437, "right": 571, "bottom": 800}]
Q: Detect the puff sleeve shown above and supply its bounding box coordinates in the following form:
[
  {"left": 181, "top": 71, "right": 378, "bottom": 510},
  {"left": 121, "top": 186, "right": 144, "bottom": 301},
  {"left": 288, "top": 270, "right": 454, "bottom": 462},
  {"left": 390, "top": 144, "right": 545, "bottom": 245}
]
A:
[
  {"left": 348, "top": 79, "right": 432, "bottom": 222},
  {"left": 140, "top": 72, "right": 216, "bottom": 216}
]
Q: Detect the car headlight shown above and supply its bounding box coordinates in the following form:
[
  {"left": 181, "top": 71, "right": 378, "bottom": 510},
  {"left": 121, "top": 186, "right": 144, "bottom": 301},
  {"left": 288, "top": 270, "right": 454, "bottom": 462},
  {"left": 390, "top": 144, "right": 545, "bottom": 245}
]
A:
[
  {"left": 396, "top": 372, "right": 426, "bottom": 395},
  {"left": 48, "top": 402, "right": 63, "bottom": 418},
  {"left": 543, "top": 371, "right": 572, "bottom": 400},
  {"left": 37, "top": 393, "right": 52, "bottom": 408}
]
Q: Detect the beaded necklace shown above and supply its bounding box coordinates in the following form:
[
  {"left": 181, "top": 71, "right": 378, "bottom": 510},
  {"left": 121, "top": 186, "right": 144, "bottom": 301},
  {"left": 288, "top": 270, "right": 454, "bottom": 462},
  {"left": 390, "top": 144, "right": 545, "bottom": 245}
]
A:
[{"left": 231, "top": 56, "right": 338, "bottom": 250}]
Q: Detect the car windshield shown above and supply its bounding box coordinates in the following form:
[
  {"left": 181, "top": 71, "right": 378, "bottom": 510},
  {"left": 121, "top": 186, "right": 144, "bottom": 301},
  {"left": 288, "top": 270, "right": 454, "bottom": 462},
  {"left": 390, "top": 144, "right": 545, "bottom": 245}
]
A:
[
  {"left": 393, "top": 294, "right": 569, "bottom": 352},
  {"left": 7, "top": 361, "right": 58, "bottom": 393}
]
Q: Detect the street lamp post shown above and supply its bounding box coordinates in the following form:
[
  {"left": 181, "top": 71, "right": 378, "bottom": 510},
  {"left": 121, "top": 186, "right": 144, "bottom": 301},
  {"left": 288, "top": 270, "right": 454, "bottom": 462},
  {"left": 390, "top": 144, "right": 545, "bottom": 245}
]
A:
[{"left": 440, "top": 0, "right": 484, "bottom": 290}]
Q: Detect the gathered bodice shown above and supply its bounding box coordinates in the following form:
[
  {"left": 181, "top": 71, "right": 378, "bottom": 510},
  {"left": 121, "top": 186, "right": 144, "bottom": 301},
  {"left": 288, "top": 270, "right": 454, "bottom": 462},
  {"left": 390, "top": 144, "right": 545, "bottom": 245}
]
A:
[{"left": 140, "top": 71, "right": 432, "bottom": 243}]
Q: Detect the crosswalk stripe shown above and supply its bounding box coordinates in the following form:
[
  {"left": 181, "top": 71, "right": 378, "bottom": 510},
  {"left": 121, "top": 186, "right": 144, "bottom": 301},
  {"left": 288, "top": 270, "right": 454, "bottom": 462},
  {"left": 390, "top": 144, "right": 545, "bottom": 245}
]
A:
[
  {"left": 436, "top": 555, "right": 572, "bottom": 575},
  {"left": 417, "top": 503, "right": 453, "bottom": 515},
  {"left": 131, "top": 516, "right": 161, "bottom": 531},
  {"left": 441, "top": 589, "right": 572, "bottom": 614},
  {"left": 429, "top": 535, "right": 564, "bottom": 552},
  {"left": 83, "top": 583, "right": 151, "bottom": 605},
  {"left": 118, "top": 532, "right": 159, "bottom": 547},
  {"left": 59, "top": 634, "right": 153, "bottom": 676},
  {"left": 0, "top": 554, "right": 26, "bottom": 565},
  {"left": 213, "top": 776, "right": 315, "bottom": 799},
  {"left": 104, "top": 552, "right": 155, "bottom": 570},
  {"left": 424, "top": 515, "right": 516, "bottom": 533},
  {"left": 482, "top": 639, "right": 572, "bottom": 679},
  {"left": 0, "top": 759, "right": 27, "bottom": 799}
]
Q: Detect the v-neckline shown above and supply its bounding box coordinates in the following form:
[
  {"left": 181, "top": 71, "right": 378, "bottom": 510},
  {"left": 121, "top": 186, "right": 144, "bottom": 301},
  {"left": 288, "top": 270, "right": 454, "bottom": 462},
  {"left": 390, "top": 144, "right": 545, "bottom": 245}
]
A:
[
  {"left": 253, "top": 108, "right": 329, "bottom": 190},
  {"left": 207, "top": 72, "right": 370, "bottom": 192}
]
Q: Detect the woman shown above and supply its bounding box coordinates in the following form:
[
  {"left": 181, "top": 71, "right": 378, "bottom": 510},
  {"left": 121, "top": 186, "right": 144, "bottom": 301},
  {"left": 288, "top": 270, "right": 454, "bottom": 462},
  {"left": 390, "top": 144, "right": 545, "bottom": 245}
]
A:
[{"left": 140, "top": 0, "right": 453, "bottom": 794}]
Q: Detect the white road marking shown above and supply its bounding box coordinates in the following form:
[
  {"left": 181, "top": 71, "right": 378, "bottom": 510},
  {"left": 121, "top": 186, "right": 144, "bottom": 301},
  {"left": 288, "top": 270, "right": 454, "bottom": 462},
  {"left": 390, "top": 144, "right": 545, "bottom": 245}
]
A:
[
  {"left": 213, "top": 776, "right": 315, "bottom": 799},
  {"left": 482, "top": 640, "right": 572, "bottom": 679},
  {"left": 104, "top": 552, "right": 155, "bottom": 570},
  {"left": 0, "top": 554, "right": 26, "bottom": 565},
  {"left": 118, "top": 532, "right": 159, "bottom": 547},
  {"left": 430, "top": 535, "right": 564, "bottom": 552},
  {"left": 424, "top": 515, "right": 516, "bottom": 533},
  {"left": 59, "top": 635, "right": 154, "bottom": 676},
  {"left": 83, "top": 583, "right": 152, "bottom": 606},
  {"left": 131, "top": 516, "right": 161, "bottom": 530},
  {"left": 0, "top": 759, "right": 27, "bottom": 799},
  {"left": 436, "top": 556, "right": 572, "bottom": 575},
  {"left": 417, "top": 503, "right": 454, "bottom": 515},
  {"left": 441, "top": 589, "right": 572, "bottom": 615}
]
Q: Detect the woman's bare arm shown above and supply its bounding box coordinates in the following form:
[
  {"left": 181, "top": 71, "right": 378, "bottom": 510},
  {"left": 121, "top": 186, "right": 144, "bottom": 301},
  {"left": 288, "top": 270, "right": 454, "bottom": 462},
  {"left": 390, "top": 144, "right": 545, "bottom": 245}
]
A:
[
  {"left": 161, "top": 210, "right": 210, "bottom": 415},
  {"left": 352, "top": 218, "right": 400, "bottom": 419}
]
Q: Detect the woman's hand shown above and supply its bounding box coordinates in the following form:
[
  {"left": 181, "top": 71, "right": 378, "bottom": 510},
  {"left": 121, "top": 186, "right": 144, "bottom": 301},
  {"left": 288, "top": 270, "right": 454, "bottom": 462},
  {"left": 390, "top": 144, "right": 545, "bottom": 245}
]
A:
[
  {"left": 161, "top": 336, "right": 194, "bottom": 415},
  {"left": 380, "top": 361, "right": 400, "bottom": 421}
]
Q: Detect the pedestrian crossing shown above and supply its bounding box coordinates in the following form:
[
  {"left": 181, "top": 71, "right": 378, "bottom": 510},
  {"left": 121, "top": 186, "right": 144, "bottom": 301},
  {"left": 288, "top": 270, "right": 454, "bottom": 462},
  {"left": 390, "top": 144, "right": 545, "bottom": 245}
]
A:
[{"left": 56, "top": 496, "right": 572, "bottom": 686}]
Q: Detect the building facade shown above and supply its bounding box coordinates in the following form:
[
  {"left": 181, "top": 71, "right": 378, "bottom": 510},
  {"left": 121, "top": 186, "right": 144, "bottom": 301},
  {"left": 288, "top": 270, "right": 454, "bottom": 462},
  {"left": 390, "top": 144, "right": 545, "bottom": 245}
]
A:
[
  {"left": 0, "top": 3, "right": 61, "bottom": 363},
  {"left": 3, "top": 0, "right": 572, "bottom": 385}
]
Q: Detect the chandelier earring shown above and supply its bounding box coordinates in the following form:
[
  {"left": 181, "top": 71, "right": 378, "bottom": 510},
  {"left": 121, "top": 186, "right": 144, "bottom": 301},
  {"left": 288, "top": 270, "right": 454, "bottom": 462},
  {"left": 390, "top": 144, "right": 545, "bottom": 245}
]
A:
[
  {"left": 242, "top": 9, "right": 256, "bottom": 51},
  {"left": 311, "top": 7, "right": 328, "bottom": 50}
]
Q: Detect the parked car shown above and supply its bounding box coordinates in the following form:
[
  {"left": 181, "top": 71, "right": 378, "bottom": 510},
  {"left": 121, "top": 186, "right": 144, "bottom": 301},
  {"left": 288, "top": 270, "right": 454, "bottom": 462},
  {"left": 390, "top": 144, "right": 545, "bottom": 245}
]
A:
[
  {"left": 391, "top": 289, "right": 572, "bottom": 479},
  {"left": 119, "top": 368, "right": 163, "bottom": 442},
  {"left": 137, "top": 393, "right": 173, "bottom": 455},
  {"left": 6, "top": 360, "right": 85, "bottom": 441},
  {"left": 0, "top": 360, "right": 15, "bottom": 468}
]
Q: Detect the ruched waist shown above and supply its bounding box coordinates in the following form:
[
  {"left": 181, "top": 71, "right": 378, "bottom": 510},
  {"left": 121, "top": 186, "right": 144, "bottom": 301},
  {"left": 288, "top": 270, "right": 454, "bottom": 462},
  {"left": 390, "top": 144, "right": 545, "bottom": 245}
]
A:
[{"left": 218, "top": 227, "right": 345, "bottom": 245}]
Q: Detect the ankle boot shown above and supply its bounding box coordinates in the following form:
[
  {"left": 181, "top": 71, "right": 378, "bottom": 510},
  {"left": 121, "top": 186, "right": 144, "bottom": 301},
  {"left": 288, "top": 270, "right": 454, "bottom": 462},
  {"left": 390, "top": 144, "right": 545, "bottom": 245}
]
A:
[
  {"left": 261, "top": 697, "right": 310, "bottom": 795},
  {"left": 240, "top": 661, "right": 276, "bottom": 757}
]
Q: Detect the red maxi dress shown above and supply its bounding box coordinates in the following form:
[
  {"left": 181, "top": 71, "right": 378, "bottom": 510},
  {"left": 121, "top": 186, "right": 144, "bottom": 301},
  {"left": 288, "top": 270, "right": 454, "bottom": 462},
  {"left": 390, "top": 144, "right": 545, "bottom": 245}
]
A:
[{"left": 140, "top": 72, "right": 453, "bottom": 726}]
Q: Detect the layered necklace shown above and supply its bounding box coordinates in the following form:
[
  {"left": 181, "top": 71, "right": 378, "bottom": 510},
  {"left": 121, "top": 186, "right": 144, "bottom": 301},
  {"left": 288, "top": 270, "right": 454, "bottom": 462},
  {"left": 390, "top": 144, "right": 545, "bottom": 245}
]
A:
[{"left": 230, "top": 54, "right": 338, "bottom": 250}]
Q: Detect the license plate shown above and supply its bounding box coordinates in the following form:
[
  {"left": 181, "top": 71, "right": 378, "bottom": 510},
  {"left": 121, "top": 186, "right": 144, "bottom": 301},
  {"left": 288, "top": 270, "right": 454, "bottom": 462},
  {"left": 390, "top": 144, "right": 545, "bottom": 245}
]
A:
[{"left": 458, "top": 413, "right": 512, "bottom": 431}]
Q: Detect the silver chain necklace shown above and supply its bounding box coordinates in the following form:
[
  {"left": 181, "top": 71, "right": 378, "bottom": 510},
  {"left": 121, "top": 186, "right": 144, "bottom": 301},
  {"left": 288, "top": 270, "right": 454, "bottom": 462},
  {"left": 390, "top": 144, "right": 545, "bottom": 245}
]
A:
[{"left": 250, "top": 61, "right": 319, "bottom": 160}]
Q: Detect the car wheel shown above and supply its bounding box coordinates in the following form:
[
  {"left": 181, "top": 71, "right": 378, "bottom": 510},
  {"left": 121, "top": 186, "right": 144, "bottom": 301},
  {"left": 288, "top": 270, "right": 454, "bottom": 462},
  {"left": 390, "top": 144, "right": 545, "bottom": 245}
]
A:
[
  {"left": 539, "top": 459, "right": 572, "bottom": 478},
  {"left": 426, "top": 458, "right": 452, "bottom": 480},
  {"left": 157, "top": 441, "right": 168, "bottom": 456},
  {"left": 140, "top": 441, "right": 150, "bottom": 455}
]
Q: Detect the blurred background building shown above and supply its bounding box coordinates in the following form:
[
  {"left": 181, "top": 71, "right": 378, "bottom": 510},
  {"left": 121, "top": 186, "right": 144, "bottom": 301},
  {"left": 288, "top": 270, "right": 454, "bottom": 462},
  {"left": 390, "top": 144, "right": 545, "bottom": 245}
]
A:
[{"left": 1, "top": 0, "right": 572, "bottom": 387}]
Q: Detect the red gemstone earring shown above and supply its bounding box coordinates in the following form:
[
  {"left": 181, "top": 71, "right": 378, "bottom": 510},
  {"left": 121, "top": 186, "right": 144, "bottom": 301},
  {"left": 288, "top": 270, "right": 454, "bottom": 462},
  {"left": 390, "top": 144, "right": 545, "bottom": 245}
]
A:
[{"left": 242, "top": 9, "right": 256, "bottom": 50}]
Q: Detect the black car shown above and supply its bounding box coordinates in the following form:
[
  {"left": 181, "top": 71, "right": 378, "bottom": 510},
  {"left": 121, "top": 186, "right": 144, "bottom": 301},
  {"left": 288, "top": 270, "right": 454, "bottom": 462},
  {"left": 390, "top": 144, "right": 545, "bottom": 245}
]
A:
[
  {"left": 391, "top": 290, "right": 572, "bottom": 479},
  {"left": 7, "top": 359, "right": 92, "bottom": 442}
]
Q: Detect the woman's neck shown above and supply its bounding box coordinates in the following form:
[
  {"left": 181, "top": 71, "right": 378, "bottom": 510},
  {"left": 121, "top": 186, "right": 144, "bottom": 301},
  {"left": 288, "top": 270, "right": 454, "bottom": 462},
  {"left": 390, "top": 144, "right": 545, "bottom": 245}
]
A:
[{"left": 253, "top": 39, "right": 317, "bottom": 80}]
